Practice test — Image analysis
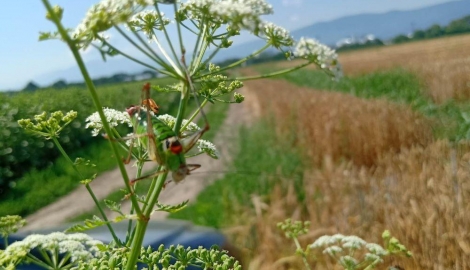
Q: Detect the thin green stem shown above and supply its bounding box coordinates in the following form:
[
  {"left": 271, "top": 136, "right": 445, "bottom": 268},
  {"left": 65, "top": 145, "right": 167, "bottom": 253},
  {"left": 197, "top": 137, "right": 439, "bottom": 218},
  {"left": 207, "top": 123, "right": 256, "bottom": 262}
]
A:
[
  {"left": 234, "top": 61, "right": 312, "bottom": 81},
  {"left": 199, "top": 45, "right": 221, "bottom": 70},
  {"left": 58, "top": 252, "right": 72, "bottom": 268},
  {"left": 196, "top": 43, "right": 270, "bottom": 79},
  {"left": 114, "top": 25, "right": 161, "bottom": 65},
  {"left": 94, "top": 38, "right": 168, "bottom": 76},
  {"left": 189, "top": 22, "right": 203, "bottom": 71},
  {"left": 52, "top": 247, "right": 59, "bottom": 268},
  {"left": 129, "top": 27, "right": 168, "bottom": 68},
  {"left": 126, "top": 168, "right": 168, "bottom": 270},
  {"left": 155, "top": 4, "right": 181, "bottom": 70},
  {"left": 42, "top": 0, "right": 142, "bottom": 227},
  {"left": 126, "top": 161, "right": 145, "bottom": 245},
  {"left": 50, "top": 137, "right": 121, "bottom": 245},
  {"left": 38, "top": 248, "right": 53, "bottom": 267},
  {"left": 151, "top": 32, "right": 182, "bottom": 77},
  {"left": 172, "top": 3, "right": 185, "bottom": 64},
  {"left": 293, "top": 237, "right": 312, "bottom": 270},
  {"left": 173, "top": 83, "right": 190, "bottom": 134},
  {"left": 181, "top": 98, "right": 208, "bottom": 131},
  {"left": 191, "top": 24, "right": 209, "bottom": 74},
  {"left": 3, "top": 236, "right": 8, "bottom": 247},
  {"left": 26, "top": 254, "right": 54, "bottom": 270}
]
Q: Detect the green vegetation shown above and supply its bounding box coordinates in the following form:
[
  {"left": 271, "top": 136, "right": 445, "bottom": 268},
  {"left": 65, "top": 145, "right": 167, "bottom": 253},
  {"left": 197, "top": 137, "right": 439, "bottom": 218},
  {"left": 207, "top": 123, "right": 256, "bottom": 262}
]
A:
[
  {"left": 0, "top": 78, "right": 177, "bottom": 216},
  {"left": 0, "top": 142, "right": 123, "bottom": 217}
]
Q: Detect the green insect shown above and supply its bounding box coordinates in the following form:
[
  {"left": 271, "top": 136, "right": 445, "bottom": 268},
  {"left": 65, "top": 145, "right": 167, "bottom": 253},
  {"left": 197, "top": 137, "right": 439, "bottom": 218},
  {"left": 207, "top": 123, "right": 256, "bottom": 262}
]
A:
[{"left": 127, "top": 83, "right": 209, "bottom": 184}]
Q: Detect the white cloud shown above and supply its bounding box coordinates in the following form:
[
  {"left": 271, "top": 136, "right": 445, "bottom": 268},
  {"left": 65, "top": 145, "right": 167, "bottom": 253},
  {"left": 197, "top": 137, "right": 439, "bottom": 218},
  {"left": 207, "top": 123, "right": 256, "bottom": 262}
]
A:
[{"left": 282, "top": 0, "right": 303, "bottom": 8}]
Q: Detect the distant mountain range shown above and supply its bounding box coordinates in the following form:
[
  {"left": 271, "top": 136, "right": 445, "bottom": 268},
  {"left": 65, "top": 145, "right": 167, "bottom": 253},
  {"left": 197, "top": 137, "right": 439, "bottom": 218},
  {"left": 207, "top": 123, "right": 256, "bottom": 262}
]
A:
[{"left": 32, "top": 0, "right": 470, "bottom": 88}]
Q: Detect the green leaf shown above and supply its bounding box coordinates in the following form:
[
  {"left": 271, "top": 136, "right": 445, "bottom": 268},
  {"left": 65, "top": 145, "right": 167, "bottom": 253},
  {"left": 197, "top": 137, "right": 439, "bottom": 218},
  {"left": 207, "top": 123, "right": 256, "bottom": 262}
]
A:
[
  {"left": 154, "top": 200, "right": 189, "bottom": 213},
  {"left": 65, "top": 216, "right": 107, "bottom": 233},
  {"left": 104, "top": 199, "right": 122, "bottom": 214}
]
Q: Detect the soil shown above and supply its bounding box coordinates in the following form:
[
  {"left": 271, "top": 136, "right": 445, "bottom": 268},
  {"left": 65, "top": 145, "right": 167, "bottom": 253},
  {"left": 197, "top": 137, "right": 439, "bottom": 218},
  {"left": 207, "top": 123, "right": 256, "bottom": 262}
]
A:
[{"left": 22, "top": 86, "right": 257, "bottom": 231}]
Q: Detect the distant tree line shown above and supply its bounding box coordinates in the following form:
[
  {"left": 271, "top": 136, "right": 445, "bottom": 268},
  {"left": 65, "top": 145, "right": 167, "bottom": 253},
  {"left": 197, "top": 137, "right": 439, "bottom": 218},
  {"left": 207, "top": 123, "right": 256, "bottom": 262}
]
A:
[
  {"left": 21, "top": 69, "right": 158, "bottom": 92},
  {"left": 337, "top": 15, "right": 470, "bottom": 51}
]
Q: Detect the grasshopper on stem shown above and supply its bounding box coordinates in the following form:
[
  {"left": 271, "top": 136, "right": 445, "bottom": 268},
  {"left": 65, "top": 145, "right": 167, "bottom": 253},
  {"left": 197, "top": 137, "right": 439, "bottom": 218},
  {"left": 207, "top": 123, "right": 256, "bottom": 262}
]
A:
[{"left": 126, "top": 83, "right": 209, "bottom": 184}]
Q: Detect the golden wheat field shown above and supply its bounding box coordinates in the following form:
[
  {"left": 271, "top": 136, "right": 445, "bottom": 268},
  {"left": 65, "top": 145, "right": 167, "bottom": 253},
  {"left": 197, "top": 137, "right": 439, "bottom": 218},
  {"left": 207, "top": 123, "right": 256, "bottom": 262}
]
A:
[
  {"left": 230, "top": 35, "right": 470, "bottom": 269},
  {"left": 339, "top": 34, "right": 470, "bottom": 103}
]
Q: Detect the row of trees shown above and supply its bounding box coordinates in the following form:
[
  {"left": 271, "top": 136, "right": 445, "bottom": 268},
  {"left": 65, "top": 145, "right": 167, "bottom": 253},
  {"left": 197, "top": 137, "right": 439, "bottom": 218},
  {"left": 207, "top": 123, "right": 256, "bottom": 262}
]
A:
[
  {"left": 338, "top": 15, "right": 470, "bottom": 51},
  {"left": 393, "top": 15, "right": 470, "bottom": 44},
  {"left": 22, "top": 70, "right": 159, "bottom": 92}
]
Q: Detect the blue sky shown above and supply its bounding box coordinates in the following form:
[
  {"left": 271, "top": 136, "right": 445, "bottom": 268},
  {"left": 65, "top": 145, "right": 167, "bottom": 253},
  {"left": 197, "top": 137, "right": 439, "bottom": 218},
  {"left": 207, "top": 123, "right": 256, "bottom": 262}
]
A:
[{"left": 0, "top": 0, "right": 455, "bottom": 90}]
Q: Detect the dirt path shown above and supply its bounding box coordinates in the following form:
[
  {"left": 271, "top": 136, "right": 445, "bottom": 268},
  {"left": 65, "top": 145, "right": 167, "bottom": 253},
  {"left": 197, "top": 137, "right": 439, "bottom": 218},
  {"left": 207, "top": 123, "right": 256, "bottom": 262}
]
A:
[{"left": 23, "top": 88, "right": 253, "bottom": 230}]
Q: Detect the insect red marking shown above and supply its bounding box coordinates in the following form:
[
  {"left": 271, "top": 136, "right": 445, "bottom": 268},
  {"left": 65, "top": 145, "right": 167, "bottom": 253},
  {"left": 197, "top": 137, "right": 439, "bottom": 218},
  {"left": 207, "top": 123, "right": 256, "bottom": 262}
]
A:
[{"left": 170, "top": 141, "right": 183, "bottom": 154}]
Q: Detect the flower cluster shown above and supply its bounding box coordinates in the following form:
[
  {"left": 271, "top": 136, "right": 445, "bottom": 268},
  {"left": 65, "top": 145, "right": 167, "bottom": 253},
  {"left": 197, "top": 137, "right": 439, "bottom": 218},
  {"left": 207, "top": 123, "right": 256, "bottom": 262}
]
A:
[
  {"left": 18, "top": 111, "right": 77, "bottom": 139},
  {"left": 179, "top": 0, "right": 273, "bottom": 33},
  {"left": 260, "top": 22, "right": 294, "bottom": 49},
  {"left": 293, "top": 37, "right": 342, "bottom": 78},
  {"left": 85, "top": 108, "right": 132, "bottom": 136},
  {"left": 157, "top": 114, "right": 200, "bottom": 132},
  {"left": 72, "top": 0, "right": 156, "bottom": 47},
  {"left": 197, "top": 139, "right": 219, "bottom": 159},
  {"left": 311, "top": 234, "right": 388, "bottom": 269},
  {"left": 0, "top": 232, "right": 103, "bottom": 268},
  {"left": 128, "top": 10, "right": 171, "bottom": 38},
  {"left": 0, "top": 216, "right": 26, "bottom": 239}
]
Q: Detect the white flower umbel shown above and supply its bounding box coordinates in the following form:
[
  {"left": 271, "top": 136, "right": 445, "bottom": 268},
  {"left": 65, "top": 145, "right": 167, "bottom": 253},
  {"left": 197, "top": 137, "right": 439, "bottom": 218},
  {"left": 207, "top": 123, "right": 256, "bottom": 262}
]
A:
[
  {"left": 197, "top": 139, "right": 219, "bottom": 159},
  {"left": 157, "top": 114, "right": 200, "bottom": 132},
  {"left": 293, "top": 37, "right": 342, "bottom": 78},
  {"left": 180, "top": 0, "right": 273, "bottom": 33},
  {"left": 311, "top": 233, "right": 392, "bottom": 270},
  {"left": 259, "top": 22, "right": 294, "bottom": 49},
  {"left": 311, "top": 234, "right": 345, "bottom": 248},
  {"left": 365, "top": 243, "right": 388, "bottom": 256},
  {"left": 1, "top": 232, "right": 103, "bottom": 268},
  {"left": 85, "top": 108, "right": 132, "bottom": 136},
  {"left": 128, "top": 10, "right": 171, "bottom": 38},
  {"left": 342, "top": 235, "right": 367, "bottom": 250}
]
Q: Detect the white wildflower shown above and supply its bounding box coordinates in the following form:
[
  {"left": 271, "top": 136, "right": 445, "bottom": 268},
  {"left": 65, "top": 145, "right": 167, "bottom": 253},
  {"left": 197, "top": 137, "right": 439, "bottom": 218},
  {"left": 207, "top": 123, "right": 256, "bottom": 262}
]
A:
[
  {"left": 85, "top": 108, "right": 132, "bottom": 136},
  {"left": 339, "top": 255, "right": 358, "bottom": 267},
  {"left": 180, "top": 0, "right": 273, "bottom": 33},
  {"left": 364, "top": 253, "right": 384, "bottom": 263},
  {"left": 322, "top": 245, "right": 342, "bottom": 256},
  {"left": 197, "top": 139, "right": 219, "bottom": 159},
  {"left": 72, "top": 0, "right": 156, "bottom": 47},
  {"left": 293, "top": 37, "right": 342, "bottom": 78},
  {"left": 156, "top": 114, "right": 200, "bottom": 132},
  {"left": 1, "top": 232, "right": 103, "bottom": 267},
  {"left": 366, "top": 243, "right": 388, "bottom": 256},
  {"left": 311, "top": 234, "right": 344, "bottom": 248},
  {"left": 342, "top": 235, "right": 367, "bottom": 250},
  {"left": 260, "top": 22, "right": 294, "bottom": 48},
  {"left": 157, "top": 114, "right": 177, "bottom": 128},
  {"left": 128, "top": 10, "right": 171, "bottom": 38}
]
